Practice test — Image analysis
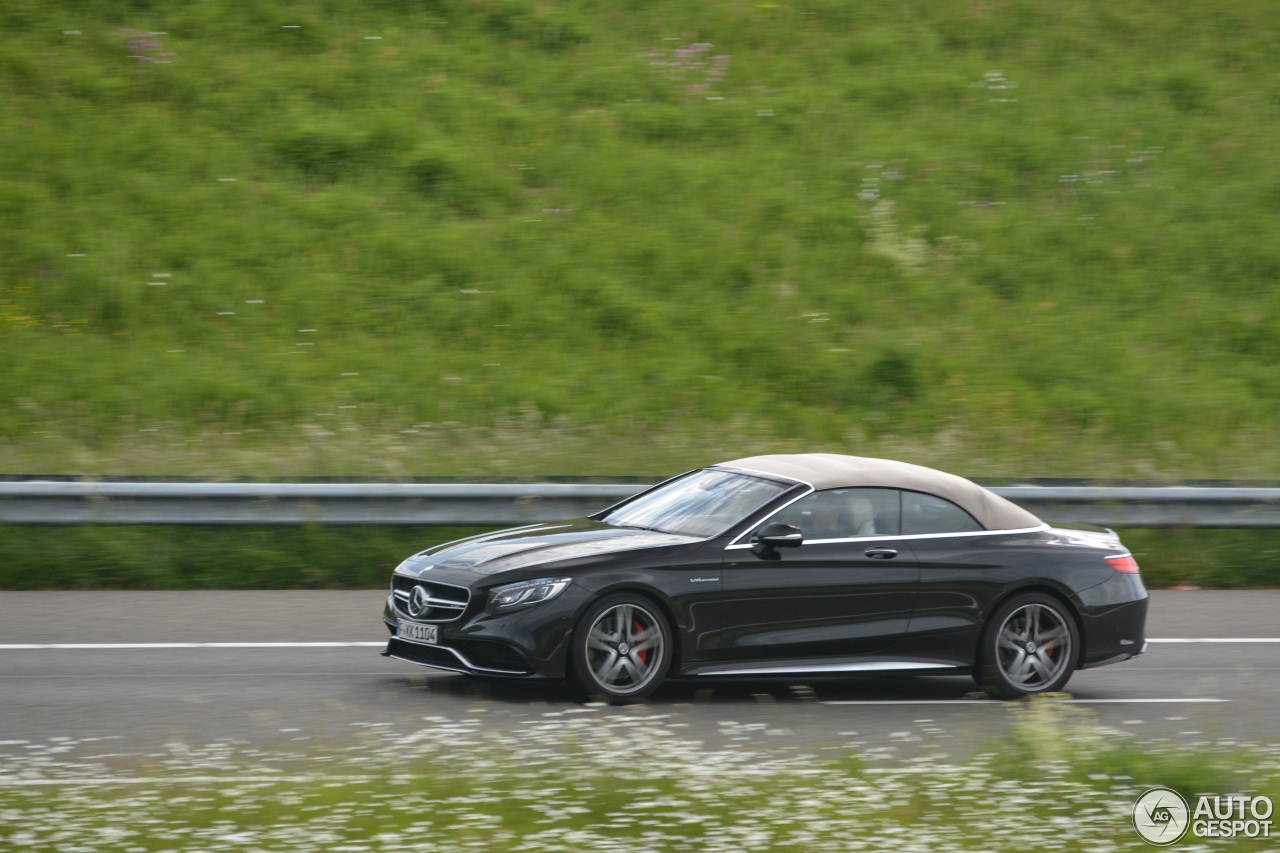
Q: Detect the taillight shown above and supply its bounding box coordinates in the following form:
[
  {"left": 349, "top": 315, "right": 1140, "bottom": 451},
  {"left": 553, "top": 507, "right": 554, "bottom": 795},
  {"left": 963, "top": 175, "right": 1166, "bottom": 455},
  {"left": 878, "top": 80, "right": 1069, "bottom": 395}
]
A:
[{"left": 1105, "top": 554, "right": 1140, "bottom": 574}]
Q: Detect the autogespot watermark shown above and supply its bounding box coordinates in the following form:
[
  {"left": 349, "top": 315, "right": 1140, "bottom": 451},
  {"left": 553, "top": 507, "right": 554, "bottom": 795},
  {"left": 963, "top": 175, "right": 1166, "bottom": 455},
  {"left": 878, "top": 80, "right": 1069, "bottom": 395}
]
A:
[{"left": 1133, "top": 787, "right": 1273, "bottom": 845}]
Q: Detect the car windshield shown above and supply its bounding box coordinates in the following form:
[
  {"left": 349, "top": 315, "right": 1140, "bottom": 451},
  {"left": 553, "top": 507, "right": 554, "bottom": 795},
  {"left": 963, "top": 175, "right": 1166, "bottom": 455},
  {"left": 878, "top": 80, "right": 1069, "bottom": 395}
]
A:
[{"left": 600, "top": 469, "right": 793, "bottom": 537}]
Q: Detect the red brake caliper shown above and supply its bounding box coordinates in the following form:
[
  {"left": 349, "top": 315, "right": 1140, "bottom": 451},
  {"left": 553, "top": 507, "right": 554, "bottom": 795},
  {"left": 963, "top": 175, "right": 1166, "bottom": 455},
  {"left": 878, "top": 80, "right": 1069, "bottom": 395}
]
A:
[{"left": 633, "top": 620, "right": 648, "bottom": 664}]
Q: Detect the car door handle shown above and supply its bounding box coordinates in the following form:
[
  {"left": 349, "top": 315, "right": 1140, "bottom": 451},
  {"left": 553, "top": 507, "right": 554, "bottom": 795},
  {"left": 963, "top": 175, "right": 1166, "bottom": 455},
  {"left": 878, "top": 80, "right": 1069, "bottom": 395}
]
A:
[{"left": 864, "top": 548, "right": 898, "bottom": 559}]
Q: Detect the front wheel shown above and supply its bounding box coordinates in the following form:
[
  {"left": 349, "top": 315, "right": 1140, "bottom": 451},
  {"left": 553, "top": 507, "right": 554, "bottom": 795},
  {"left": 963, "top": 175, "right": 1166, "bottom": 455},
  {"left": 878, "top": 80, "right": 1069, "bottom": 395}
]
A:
[
  {"left": 976, "top": 593, "right": 1080, "bottom": 699},
  {"left": 570, "top": 593, "right": 673, "bottom": 704}
]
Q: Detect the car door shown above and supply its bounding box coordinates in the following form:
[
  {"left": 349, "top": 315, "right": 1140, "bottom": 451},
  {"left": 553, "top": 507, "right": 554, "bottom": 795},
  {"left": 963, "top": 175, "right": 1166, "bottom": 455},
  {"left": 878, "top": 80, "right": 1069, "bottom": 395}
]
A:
[
  {"left": 895, "top": 490, "right": 1007, "bottom": 663},
  {"left": 706, "top": 488, "right": 919, "bottom": 662}
]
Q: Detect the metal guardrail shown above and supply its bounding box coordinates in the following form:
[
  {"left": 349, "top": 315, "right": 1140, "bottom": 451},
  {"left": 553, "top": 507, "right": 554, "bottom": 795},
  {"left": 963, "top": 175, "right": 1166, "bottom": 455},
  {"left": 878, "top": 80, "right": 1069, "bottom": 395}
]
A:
[
  {"left": 0, "top": 482, "right": 636, "bottom": 526},
  {"left": 1, "top": 481, "right": 1280, "bottom": 527},
  {"left": 992, "top": 487, "right": 1280, "bottom": 529}
]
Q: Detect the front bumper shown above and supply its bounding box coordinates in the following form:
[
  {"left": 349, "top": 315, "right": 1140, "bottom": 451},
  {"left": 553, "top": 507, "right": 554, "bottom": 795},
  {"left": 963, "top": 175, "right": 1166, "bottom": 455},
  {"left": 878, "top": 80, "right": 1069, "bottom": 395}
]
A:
[
  {"left": 383, "top": 635, "right": 534, "bottom": 676},
  {"left": 381, "top": 588, "right": 587, "bottom": 679}
]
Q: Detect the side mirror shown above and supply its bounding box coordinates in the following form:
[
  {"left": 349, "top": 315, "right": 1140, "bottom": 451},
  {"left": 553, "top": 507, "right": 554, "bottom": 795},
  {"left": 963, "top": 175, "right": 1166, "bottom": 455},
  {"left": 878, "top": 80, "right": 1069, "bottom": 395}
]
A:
[{"left": 752, "top": 522, "right": 803, "bottom": 555}]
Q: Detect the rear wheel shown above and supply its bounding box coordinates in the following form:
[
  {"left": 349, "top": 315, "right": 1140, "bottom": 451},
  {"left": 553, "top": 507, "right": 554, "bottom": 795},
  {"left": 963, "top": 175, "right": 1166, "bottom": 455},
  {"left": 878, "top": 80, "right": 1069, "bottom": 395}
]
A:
[
  {"left": 976, "top": 593, "right": 1079, "bottom": 699},
  {"left": 570, "top": 593, "right": 672, "bottom": 704}
]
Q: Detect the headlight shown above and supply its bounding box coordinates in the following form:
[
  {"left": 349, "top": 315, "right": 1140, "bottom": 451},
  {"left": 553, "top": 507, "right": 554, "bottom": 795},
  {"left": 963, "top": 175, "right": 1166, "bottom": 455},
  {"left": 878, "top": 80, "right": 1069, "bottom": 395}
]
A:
[{"left": 488, "top": 577, "right": 572, "bottom": 612}]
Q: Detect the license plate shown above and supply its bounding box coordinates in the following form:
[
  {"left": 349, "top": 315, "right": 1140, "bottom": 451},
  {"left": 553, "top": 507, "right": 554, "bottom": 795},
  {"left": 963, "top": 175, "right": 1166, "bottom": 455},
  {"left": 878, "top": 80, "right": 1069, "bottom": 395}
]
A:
[{"left": 397, "top": 620, "right": 438, "bottom": 645}]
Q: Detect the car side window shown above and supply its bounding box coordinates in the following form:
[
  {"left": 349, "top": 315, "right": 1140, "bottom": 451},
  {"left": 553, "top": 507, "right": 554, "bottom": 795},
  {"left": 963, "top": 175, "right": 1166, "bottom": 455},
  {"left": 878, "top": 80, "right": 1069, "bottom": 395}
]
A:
[
  {"left": 901, "top": 490, "right": 984, "bottom": 535},
  {"left": 754, "top": 488, "right": 901, "bottom": 541}
]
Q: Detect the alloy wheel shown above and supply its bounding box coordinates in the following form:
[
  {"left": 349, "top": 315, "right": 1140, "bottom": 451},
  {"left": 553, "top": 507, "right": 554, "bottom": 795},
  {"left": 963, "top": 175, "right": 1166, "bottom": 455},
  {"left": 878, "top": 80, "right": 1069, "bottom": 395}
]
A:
[
  {"left": 583, "top": 602, "right": 666, "bottom": 696},
  {"left": 995, "top": 602, "right": 1073, "bottom": 691}
]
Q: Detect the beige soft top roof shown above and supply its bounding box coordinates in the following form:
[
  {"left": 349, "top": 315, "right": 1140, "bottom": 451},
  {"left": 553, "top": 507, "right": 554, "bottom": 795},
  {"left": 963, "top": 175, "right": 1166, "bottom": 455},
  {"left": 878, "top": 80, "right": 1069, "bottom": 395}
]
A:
[{"left": 716, "top": 453, "right": 1042, "bottom": 532}]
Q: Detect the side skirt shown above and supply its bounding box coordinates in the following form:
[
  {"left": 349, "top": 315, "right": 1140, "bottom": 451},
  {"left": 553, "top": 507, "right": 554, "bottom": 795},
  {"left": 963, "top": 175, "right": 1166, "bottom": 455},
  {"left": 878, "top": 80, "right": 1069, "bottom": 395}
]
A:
[{"left": 681, "top": 658, "right": 960, "bottom": 678}]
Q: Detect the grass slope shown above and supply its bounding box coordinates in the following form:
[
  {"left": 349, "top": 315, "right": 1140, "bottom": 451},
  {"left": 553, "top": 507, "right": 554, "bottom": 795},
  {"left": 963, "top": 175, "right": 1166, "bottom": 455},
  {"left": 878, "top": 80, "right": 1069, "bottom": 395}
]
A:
[{"left": 2, "top": 1, "right": 1280, "bottom": 478}]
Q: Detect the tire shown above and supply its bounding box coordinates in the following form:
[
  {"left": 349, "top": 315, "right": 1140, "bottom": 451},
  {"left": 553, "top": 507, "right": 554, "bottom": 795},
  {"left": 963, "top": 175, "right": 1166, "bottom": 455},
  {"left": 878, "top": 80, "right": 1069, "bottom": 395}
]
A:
[
  {"left": 975, "top": 592, "right": 1080, "bottom": 700},
  {"left": 570, "top": 593, "right": 673, "bottom": 704}
]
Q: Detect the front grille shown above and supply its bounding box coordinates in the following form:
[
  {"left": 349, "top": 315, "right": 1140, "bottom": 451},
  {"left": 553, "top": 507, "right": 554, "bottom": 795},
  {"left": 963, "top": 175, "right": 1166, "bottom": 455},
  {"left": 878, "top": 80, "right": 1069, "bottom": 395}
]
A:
[{"left": 391, "top": 575, "right": 470, "bottom": 623}]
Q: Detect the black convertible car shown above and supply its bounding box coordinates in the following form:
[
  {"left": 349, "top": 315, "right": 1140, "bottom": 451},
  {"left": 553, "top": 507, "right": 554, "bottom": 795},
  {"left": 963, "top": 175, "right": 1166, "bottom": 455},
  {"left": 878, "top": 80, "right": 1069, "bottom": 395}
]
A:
[{"left": 382, "top": 454, "right": 1148, "bottom": 702}]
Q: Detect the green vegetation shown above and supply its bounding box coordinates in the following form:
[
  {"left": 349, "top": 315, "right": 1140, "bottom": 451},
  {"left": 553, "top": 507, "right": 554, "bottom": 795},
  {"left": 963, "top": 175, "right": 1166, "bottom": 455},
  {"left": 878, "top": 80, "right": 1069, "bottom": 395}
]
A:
[
  {"left": 2, "top": 0, "right": 1280, "bottom": 479},
  {"left": 0, "top": 524, "right": 1268, "bottom": 590},
  {"left": 1122, "top": 528, "right": 1280, "bottom": 590},
  {"left": 0, "top": 525, "right": 488, "bottom": 589},
  {"left": 3, "top": 2, "right": 1280, "bottom": 587},
  {"left": 2, "top": 699, "right": 1277, "bottom": 851}
]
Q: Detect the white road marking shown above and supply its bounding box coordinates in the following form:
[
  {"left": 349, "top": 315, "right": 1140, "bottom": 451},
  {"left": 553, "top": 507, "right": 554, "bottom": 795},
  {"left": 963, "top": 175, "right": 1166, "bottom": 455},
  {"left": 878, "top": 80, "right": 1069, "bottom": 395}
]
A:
[
  {"left": 822, "top": 698, "right": 1229, "bottom": 706},
  {"left": 0, "top": 672, "right": 395, "bottom": 679},
  {"left": 0, "top": 639, "right": 1273, "bottom": 651},
  {"left": 0, "top": 775, "right": 372, "bottom": 787},
  {"left": 1067, "top": 698, "right": 1230, "bottom": 703},
  {"left": 0, "top": 642, "right": 387, "bottom": 650},
  {"left": 1147, "top": 638, "right": 1280, "bottom": 643}
]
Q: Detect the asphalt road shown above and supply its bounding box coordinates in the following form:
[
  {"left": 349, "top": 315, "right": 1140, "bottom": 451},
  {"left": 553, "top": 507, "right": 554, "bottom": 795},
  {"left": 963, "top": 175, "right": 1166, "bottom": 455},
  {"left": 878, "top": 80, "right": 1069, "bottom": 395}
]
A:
[{"left": 1, "top": 590, "right": 1277, "bottom": 763}]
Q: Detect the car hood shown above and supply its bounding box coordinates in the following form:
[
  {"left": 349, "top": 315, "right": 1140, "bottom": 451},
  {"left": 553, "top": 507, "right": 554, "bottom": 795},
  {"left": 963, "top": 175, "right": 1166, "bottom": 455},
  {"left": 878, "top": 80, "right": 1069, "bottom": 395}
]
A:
[{"left": 394, "top": 519, "right": 703, "bottom": 581}]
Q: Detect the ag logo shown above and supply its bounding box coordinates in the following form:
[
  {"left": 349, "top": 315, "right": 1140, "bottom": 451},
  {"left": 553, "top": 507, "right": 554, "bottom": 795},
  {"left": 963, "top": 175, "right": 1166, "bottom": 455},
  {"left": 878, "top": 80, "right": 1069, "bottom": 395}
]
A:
[{"left": 1134, "top": 787, "right": 1190, "bottom": 845}]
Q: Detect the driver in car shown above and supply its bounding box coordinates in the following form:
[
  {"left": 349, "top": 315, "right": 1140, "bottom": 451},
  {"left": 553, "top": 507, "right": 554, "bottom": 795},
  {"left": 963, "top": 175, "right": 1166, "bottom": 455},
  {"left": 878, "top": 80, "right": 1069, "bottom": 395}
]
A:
[{"left": 806, "top": 494, "right": 877, "bottom": 539}]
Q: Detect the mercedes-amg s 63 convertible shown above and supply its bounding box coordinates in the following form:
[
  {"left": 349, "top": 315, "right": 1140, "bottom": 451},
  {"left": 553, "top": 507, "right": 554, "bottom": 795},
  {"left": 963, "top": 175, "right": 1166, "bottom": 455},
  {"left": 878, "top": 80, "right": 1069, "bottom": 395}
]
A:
[{"left": 382, "top": 454, "right": 1148, "bottom": 702}]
